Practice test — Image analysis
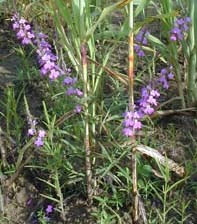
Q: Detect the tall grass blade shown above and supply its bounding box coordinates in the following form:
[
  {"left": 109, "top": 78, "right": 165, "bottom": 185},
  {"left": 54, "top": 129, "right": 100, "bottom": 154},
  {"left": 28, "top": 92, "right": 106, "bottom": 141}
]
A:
[{"left": 188, "top": 1, "right": 197, "bottom": 103}]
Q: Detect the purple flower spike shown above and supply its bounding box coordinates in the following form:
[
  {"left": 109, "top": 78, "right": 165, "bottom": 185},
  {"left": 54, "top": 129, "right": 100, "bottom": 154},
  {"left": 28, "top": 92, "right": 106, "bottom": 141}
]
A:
[
  {"left": 11, "top": 13, "right": 35, "bottom": 45},
  {"left": 158, "top": 66, "right": 174, "bottom": 89},
  {"left": 12, "top": 13, "right": 83, "bottom": 112},
  {"left": 35, "top": 32, "right": 63, "bottom": 81},
  {"left": 122, "top": 110, "right": 142, "bottom": 137},
  {"left": 170, "top": 17, "right": 191, "bottom": 41},
  {"left": 138, "top": 84, "right": 160, "bottom": 116},
  {"left": 122, "top": 65, "right": 175, "bottom": 137},
  {"left": 134, "top": 28, "right": 150, "bottom": 57}
]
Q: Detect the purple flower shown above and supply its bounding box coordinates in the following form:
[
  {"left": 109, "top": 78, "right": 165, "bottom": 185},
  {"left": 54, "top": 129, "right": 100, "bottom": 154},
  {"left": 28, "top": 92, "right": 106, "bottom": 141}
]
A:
[
  {"left": 75, "top": 88, "right": 83, "bottom": 97},
  {"left": 133, "top": 119, "right": 142, "bottom": 129},
  {"left": 158, "top": 66, "right": 174, "bottom": 89},
  {"left": 170, "top": 27, "right": 183, "bottom": 41},
  {"left": 66, "top": 86, "right": 76, "bottom": 96},
  {"left": 27, "top": 115, "right": 46, "bottom": 147},
  {"left": 34, "top": 137, "right": 44, "bottom": 147},
  {"left": 122, "top": 65, "right": 175, "bottom": 137},
  {"left": 170, "top": 17, "right": 191, "bottom": 41},
  {"left": 43, "top": 61, "right": 55, "bottom": 70},
  {"left": 143, "top": 105, "right": 154, "bottom": 115},
  {"left": 28, "top": 128, "right": 35, "bottom": 136},
  {"left": 147, "top": 95, "right": 157, "bottom": 106},
  {"left": 135, "top": 29, "right": 149, "bottom": 44},
  {"left": 134, "top": 28, "right": 150, "bottom": 57},
  {"left": 66, "top": 68, "right": 72, "bottom": 74},
  {"left": 138, "top": 84, "right": 160, "bottom": 116},
  {"left": 161, "top": 68, "right": 167, "bottom": 75},
  {"left": 27, "top": 117, "right": 37, "bottom": 136},
  {"left": 11, "top": 13, "right": 35, "bottom": 45},
  {"left": 49, "top": 69, "right": 60, "bottom": 80},
  {"left": 122, "top": 127, "right": 134, "bottom": 137},
  {"left": 123, "top": 118, "right": 134, "bottom": 127},
  {"left": 46, "top": 205, "right": 53, "bottom": 215},
  {"left": 63, "top": 77, "right": 77, "bottom": 85},
  {"left": 38, "top": 130, "right": 46, "bottom": 138},
  {"left": 150, "top": 89, "right": 160, "bottom": 97},
  {"left": 22, "top": 37, "right": 32, "bottom": 45},
  {"left": 168, "top": 72, "right": 174, "bottom": 79},
  {"left": 138, "top": 49, "right": 145, "bottom": 57},
  {"left": 123, "top": 80, "right": 163, "bottom": 137},
  {"left": 122, "top": 110, "right": 142, "bottom": 137},
  {"left": 74, "top": 105, "right": 82, "bottom": 113},
  {"left": 124, "top": 111, "right": 133, "bottom": 119}
]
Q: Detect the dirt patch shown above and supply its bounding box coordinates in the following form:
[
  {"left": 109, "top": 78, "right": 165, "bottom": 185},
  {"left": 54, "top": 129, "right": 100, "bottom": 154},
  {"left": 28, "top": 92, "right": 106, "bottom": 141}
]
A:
[
  {"left": 0, "top": 19, "right": 23, "bottom": 87},
  {"left": 1, "top": 176, "right": 38, "bottom": 224}
]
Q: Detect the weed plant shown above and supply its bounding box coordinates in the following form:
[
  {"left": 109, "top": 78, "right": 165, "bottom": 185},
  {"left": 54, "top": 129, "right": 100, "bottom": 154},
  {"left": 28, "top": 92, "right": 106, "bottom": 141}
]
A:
[{"left": 0, "top": 0, "right": 196, "bottom": 223}]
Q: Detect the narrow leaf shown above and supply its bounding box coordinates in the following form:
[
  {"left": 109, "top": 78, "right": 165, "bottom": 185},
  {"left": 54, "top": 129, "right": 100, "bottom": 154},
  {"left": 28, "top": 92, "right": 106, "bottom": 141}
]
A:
[{"left": 86, "top": 0, "right": 133, "bottom": 41}]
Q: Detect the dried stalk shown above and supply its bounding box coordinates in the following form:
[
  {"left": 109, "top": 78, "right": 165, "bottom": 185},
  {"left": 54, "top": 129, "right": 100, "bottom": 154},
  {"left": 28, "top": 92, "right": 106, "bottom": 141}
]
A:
[
  {"left": 151, "top": 107, "right": 196, "bottom": 117},
  {"left": 128, "top": 2, "right": 139, "bottom": 222},
  {"left": 87, "top": 57, "right": 128, "bottom": 85},
  {"left": 81, "top": 43, "right": 93, "bottom": 205},
  {"left": 136, "top": 145, "right": 185, "bottom": 176},
  {"left": 0, "top": 127, "right": 7, "bottom": 167}
]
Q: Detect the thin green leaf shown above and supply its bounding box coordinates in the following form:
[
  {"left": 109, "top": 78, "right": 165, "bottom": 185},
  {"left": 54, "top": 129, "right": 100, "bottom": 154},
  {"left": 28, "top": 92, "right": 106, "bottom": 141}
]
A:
[
  {"left": 39, "top": 194, "right": 60, "bottom": 203},
  {"left": 134, "top": 0, "right": 151, "bottom": 17},
  {"left": 86, "top": 0, "right": 133, "bottom": 41}
]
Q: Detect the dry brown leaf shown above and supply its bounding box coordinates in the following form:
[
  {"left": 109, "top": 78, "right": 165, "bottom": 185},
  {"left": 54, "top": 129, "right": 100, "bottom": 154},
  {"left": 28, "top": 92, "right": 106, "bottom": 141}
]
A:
[{"left": 135, "top": 144, "right": 185, "bottom": 177}]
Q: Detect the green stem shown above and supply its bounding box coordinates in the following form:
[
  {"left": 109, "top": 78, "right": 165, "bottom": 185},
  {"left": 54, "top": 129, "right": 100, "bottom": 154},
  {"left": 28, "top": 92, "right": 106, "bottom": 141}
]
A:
[
  {"left": 55, "top": 170, "right": 66, "bottom": 220},
  {"left": 170, "top": 43, "right": 186, "bottom": 108}
]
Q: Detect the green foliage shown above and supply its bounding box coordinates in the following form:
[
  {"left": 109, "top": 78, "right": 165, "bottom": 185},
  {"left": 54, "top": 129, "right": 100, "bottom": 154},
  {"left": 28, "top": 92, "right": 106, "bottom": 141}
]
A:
[
  {"left": 147, "top": 162, "right": 190, "bottom": 224},
  {"left": 14, "top": 46, "right": 38, "bottom": 80},
  {"left": 37, "top": 209, "right": 50, "bottom": 224},
  {"left": 0, "top": 86, "right": 24, "bottom": 143}
]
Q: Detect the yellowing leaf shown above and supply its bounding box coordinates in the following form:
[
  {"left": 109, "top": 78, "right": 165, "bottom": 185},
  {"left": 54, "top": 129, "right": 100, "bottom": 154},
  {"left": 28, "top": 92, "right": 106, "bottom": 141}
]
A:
[{"left": 116, "top": 0, "right": 132, "bottom": 8}]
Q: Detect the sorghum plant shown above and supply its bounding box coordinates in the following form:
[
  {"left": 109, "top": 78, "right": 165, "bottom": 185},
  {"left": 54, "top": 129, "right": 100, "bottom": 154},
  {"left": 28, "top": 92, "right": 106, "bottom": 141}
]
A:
[
  {"left": 52, "top": 0, "right": 134, "bottom": 205},
  {"left": 124, "top": 1, "right": 177, "bottom": 221}
]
